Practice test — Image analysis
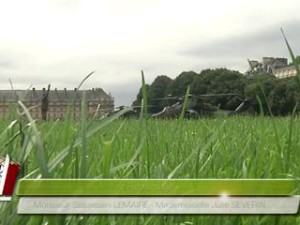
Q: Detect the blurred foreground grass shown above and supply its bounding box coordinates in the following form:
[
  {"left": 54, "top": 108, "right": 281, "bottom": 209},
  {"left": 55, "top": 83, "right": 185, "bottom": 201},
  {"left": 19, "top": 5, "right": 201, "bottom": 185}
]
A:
[{"left": 0, "top": 114, "right": 300, "bottom": 224}]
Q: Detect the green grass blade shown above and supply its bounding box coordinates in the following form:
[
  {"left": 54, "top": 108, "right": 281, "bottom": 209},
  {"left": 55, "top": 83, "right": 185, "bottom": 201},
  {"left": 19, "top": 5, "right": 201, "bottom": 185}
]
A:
[
  {"left": 18, "top": 101, "right": 50, "bottom": 178},
  {"left": 281, "top": 28, "right": 300, "bottom": 81},
  {"left": 77, "top": 71, "right": 95, "bottom": 90},
  {"left": 47, "top": 107, "right": 132, "bottom": 172},
  {"left": 80, "top": 91, "right": 87, "bottom": 178},
  {"left": 140, "top": 70, "right": 148, "bottom": 117},
  {"left": 179, "top": 85, "right": 190, "bottom": 120}
]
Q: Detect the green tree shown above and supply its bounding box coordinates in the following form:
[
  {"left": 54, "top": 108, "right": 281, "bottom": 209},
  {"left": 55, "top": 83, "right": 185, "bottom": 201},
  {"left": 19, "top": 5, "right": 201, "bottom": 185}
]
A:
[
  {"left": 132, "top": 84, "right": 150, "bottom": 108},
  {"left": 132, "top": 68, "right": 300, "bottom": 116},
  {"left": 169, "top": 71, "right": 197, "bottom": 97},
  {"left": 244, "top": 74, "right": 276, "bottom": 115},
  {"left": 148, "top": 75, "right": 173, "bottom": 113},
  {"left": 272, "top": 78, "right": 300, "bottom": 115},
  {"left": 191, "top": 68, "right": 246, "bottom": 110}
]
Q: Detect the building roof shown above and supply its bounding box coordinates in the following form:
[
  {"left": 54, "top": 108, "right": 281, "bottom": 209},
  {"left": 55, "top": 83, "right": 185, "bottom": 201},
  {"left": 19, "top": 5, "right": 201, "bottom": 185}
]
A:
[{"left": 0, "top": 88, "right": 113, "bottom": 102}]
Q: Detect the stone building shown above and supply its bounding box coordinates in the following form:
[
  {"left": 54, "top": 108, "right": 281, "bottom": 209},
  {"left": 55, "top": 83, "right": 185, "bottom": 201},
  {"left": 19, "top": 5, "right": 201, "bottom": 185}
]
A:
[
  {"left": 0, "top": 87, "right": 114, "bottom": 120},
  {"left": 248, "top": 57, "right": 297, "bottom": 78},
  {"left": 273, "top": 65, "right": 297, "bottom": 78}
]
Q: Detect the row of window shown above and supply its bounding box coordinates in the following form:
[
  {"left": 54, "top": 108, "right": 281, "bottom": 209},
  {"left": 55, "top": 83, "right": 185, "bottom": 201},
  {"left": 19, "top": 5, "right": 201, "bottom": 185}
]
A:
[
  {"left": 0, "top": 111, "right": 108, "bottom": 119},
  {"left": 0, "top": 107, "right": 111, "bottom": 113}
]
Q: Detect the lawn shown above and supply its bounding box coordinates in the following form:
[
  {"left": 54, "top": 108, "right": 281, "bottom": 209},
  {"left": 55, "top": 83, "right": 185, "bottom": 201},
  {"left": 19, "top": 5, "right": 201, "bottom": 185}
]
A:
[{"left": 0, "top": 112, "right": 300, "bottom": 224}]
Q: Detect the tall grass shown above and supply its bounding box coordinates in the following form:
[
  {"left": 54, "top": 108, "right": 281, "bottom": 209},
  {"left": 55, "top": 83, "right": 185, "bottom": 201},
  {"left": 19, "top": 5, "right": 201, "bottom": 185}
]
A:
[{"left": 0, "top": 115, "right": 300, "bottom": 224}]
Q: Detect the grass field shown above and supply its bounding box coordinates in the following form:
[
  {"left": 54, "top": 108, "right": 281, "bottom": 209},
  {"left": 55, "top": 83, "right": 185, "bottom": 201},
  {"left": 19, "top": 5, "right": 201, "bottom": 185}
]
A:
[{"left": 0, "top": 109, "right": 300, "bottom": 224}]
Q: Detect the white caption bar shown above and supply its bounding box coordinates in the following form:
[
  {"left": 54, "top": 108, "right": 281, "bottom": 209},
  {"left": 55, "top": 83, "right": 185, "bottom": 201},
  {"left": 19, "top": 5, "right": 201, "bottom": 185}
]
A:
[
  {"left": 18, "top": 196, "right": 299, "bottom": 214},
  {"left": 0, "top": 196, "right": 12, "bottom": 201}
]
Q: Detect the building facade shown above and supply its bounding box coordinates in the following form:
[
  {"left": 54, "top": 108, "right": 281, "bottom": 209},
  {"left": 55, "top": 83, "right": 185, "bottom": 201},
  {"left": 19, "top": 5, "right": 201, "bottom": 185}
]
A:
[
  {"left": 248, "top": 57, "right": 298, "bottom": 78},
  {"left": 0, "top": 87, "right": 114, "bottom": 120},
  {"left": 273, "top": 65, "right": 297, "bottom": 78}
]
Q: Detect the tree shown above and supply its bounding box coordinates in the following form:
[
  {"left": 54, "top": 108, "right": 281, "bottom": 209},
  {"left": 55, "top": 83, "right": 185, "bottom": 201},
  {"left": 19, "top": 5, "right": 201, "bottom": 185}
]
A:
[
  {"left": 132, "top": 84, "right": 150, "bottom": 108},
  {"left": 132, "top": 67, "right": 300, "bottom": 116},
  {"left": 148, "top": 75, "right": 173, "bottom": 113},
  {"left": 191, "top": 68, "right": 246, "bottom": 110},
  {"left": 169, "top": 71, "right": 197, "bottom": 97},
  {"left": 272, "top": 78, "right": 300, "bottom": 115},
  {"left": 244, "top": 74, "right": 276, "bottom": 115}
]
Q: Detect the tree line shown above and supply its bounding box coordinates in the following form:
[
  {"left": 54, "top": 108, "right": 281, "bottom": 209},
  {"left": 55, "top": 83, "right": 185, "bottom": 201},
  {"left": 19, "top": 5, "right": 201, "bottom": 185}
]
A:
[{"left": 133, "top": 68, "right": 300, "bottom": 116}]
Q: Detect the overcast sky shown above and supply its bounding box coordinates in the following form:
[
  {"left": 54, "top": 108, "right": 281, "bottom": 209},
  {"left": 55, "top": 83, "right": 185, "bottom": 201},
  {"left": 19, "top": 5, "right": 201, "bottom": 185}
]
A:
[{"left": 1, "top": 0, "right": 300, "bottom": 106}]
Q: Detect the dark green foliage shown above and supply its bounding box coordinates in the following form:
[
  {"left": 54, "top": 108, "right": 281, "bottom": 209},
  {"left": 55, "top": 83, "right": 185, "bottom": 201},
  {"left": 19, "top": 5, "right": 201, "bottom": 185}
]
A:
[
  {"left": 133, "top": 68, "right": 300, "bottom": 116},
  {"left": 133, "top": 75, "right": 173, "bottom": 113},
  {"left": 244, "top": 74, "right": 276, "bottom": 115},
  {"left": 192, "top": 68, "right": 246, "bottom": 110},
  {"left": 244, "top": 75, "right": 300, "bottom": 115},
  {"left": 148, "top": 75, "right": 173, "bottom": 113},
  {"left": 272, "top": 78, "right": 300, "bottom": 115},
  {"left": 169, "top": 71, "right": 197, "bottom": 96},
  {"left": 132, "top": 84, "right": 150, "bottom": 108}
]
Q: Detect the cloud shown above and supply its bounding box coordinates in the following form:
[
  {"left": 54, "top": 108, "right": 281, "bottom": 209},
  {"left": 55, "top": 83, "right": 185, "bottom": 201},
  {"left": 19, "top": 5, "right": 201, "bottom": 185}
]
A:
[
  {"left": 0, "top": 58, "right": 14, "bottom": 69},
  {"left": 1, "top": 1, "right": 300, "bottom": 105},
  {"left": 181, "top": 20, "right": 300, "bottom": 71},
  {"left": 0, "top": 49, "right": 27, "bottom": 70}
]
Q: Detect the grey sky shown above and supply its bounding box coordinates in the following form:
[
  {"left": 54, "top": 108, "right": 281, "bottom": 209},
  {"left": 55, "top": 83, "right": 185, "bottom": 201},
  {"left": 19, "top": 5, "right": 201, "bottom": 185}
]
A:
[{"left": 0, "top": 0, "right": 300, "bottom": 106}]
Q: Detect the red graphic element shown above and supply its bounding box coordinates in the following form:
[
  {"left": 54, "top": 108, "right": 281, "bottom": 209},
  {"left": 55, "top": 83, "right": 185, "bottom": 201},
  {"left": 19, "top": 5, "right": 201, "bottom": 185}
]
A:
[
  {"left": 3, "top": 161, "right": 20, "bottom": 195},
  {"left": 0, "top": 155, "right": 20, "bottom": 196}
]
